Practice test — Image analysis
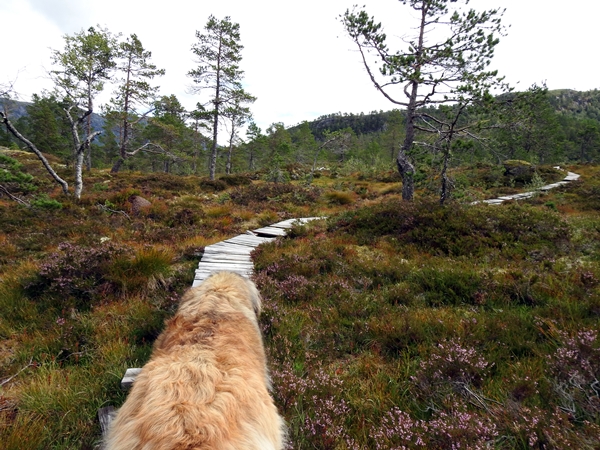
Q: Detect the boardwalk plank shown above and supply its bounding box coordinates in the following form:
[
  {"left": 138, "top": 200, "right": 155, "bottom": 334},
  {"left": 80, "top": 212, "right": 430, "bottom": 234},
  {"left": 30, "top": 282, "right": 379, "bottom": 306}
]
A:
[
  {"left": 98, "top": 406, "right": 116, "bottom": 435},
  {"left": 121, "top": 368, "right": 142, "bottom": 390},
  {"left": 270, "top": 217, "right": 322, "bottom": 229},
  {"left": 200, "top": 254, "right": 253, "bottom": 263},
  {"left": 204, "top": 243, "right": 255, "bottom": 254},
  {"left": 224, "top": 235, "right": 275, "bottom": 247},
  {"left": 196, "top": 262, "right": 254, "bottom": 271},
  {"left": 252, "top": 226, "right": 288, "bottom": 237}
]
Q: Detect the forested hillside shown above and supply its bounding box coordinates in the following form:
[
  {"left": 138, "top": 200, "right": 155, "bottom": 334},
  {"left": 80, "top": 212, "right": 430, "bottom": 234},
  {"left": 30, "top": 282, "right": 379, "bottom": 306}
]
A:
[{"left": 548, "top": 89, "right": 600, "bottom": 120}]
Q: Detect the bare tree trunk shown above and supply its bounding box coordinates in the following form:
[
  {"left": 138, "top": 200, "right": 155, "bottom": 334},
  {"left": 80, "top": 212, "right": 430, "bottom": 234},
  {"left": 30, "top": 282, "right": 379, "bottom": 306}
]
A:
[
  {"left": 111, "top": 157, "right": 124, "bottom": 173},
  {"left": 226, "top": 123, "right": 236, "bottom": 175},
  {"left": 209, "top": 108, "right": 219, "bottom": 180},
  {"left": 1, "top": 112, "right": 69, "bottom": 195},
  {"left": 398, "top": 86, "right": 417, "bottom": 201},
  {"left": 440, "top": 147, "right": 451, "bottom": 205}
]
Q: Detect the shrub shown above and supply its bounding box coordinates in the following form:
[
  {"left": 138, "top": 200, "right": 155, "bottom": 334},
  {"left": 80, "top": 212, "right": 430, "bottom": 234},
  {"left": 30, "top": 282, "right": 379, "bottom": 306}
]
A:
[
  {"left": 24, "top": 242, "right": 132, "bottom": 307},
  {"left": 30, "top": 194, "right": 62, "bottom": 210},
  {"left": 0, "top": 153, "right": 36, "bottom": 192},
  {"left": 229, "top": 183, "right": 321, "bottom": 206},
  {"left": 199, "top": 179, "right": 227, "bottom": 192},
  {"left": 106, "top": 247, "right": 173, "bottom": 295},
  {"left": 329, "top": 199, "right": 571, "bottom": 259},
  {"left": 549, "top": 327, "right": 600, "bottom": 420},
  {"left": 219, "top": 174, "right": 252, "bottom": 186},
  {"left": 408, "top": 267, "right": 483, "bottom": 306},
  {"left": 324, "top": 190, "right": 356, "bottom": 205}
]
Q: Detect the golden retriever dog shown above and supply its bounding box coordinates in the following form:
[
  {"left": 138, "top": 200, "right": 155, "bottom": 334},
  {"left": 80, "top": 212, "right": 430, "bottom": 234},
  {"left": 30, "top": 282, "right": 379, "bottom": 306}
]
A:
[{"left": 104, "top": 271, "right": 287, "bottom": 450}]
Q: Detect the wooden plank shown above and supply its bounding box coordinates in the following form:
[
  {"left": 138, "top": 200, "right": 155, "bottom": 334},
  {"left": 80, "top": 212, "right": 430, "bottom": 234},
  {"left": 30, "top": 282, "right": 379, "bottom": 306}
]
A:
[
  {"left": 204, "top": 243, "right": 255, "bottom": 254},
  {"left": 195, "top": 267, "right": 253, "bottom": 276},
  {"left": 197, "top": 261, "right": 254, "bottom": 269},
  {"left": 251, "top": 226, "right": 288, "bottom": 237},
  {"left": 270, "top": 217, "right": 324, "bottom": 229},
  {"left": 193, "top": 269, "right": 252, "bottom": 286},
  {"left": 121, "top": 367, "right": 142, "bottom": 390},
  {"left": 201, "top": 254, "right": 253, "bottom": 263},
  {"left": 195, "top": 264, "right": 253, "bottom": 273},
  {"left": 224, "top": 235, "right": 275, "bottom": 247},
  {"left": 269, "top": 219, "right": 296, "bottom": 229},
  {"left": 98, "top": 405, "right": 116, "bottom": 437},
  {"left": 565, "top": 172, "right": 580, "bottom": 181}
]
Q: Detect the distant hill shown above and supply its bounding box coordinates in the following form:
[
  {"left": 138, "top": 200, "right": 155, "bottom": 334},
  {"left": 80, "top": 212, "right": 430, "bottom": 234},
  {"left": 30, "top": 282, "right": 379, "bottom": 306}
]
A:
[
  {"left": 290, "top": 110, "right": 400, "bottom": 139},
  {"left": 547, "top": 89, "right": 600, "bottom": 121},
  {"left": 0, "top": 97, "right": 105, "bottom": 132},
  {"left": 294, "top": 89, "right": 600, "bottom": 139}
]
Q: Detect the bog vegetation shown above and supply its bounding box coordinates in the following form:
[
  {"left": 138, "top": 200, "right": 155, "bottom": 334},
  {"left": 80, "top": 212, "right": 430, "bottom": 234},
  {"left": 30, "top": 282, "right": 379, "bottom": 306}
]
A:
[
  {"left": 1, "top": 2, "right": 600, "bottom": 448},
  {"left": 0, "top": 145, "right": 599, "bottom": 449}
]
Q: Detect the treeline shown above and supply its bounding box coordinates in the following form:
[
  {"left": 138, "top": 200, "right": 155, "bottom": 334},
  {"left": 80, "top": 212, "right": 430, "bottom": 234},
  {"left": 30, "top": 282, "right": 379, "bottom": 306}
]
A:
[{"left": 2, "top": 88, "right": 600, "bottom": 181}]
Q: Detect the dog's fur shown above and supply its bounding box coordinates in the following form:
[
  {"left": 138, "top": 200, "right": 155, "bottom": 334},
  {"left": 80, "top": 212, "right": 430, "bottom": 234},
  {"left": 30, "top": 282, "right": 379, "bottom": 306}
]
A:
[{"left": 104, "top": 272, "right": 287, "bottom": 450}]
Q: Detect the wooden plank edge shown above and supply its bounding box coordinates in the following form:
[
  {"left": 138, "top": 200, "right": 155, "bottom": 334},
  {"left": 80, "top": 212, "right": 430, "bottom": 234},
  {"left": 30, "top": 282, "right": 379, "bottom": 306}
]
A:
[{"left": 121, "top": 367, "right": 142, "bottom": 390}]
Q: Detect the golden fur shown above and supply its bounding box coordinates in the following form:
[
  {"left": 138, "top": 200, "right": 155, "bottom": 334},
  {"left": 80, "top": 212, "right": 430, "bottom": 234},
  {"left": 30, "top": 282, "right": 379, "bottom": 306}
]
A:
[{"left": 104, "top": 272, "right": 287, "bottom": 450}]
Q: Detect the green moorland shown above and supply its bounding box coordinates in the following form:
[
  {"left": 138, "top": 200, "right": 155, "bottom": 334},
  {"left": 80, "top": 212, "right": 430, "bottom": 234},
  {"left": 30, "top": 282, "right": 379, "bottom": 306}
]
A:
[{"left": 0, "top": 147, "right": 599, "bottom": 449}]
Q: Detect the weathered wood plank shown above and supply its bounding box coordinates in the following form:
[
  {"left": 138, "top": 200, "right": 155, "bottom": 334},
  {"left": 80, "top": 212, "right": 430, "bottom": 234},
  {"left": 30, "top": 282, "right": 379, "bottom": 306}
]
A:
[
  {"left": 204, "top": 243, "right": 255, "bottom": 254},
  {"left": 251, "top": 226, "right": 288, "bottom": 237},
  {"left": 270, "top": 217, "right": 324, "bottom": 229},
  {"left": 200, "top": 254, "right": 253, "bottom": 263},
  {"left": 121, "top": 367, "right": 142, "bottom": 390},
  {"left": 193, "top": 269, "right": 252, "bottom": 286},
  {"left": 195, "top": 267, "right": 253, "bottom": 278},
  {"left": 565, "top": 172, "right": 580, "bottom": 181},
  {"left": 197, "top": 261, "right": 254, "bottom": 270},
  {"left": 98, "top": 405, "right": 116, "bottom": 437},
  {"left": 224, "top": 235, "right": 275, "bottom": 247}
]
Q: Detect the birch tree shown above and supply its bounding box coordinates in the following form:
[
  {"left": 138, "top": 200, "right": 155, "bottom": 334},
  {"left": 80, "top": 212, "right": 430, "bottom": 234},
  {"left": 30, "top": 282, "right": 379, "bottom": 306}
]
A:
[{"left": 51, "top": 25, "right": 117, "bottom": 198}]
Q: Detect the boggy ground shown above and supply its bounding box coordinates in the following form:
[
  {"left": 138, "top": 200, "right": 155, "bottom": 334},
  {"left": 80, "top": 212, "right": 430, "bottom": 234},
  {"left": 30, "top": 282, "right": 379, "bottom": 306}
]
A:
[{"left": 0, "top": 148, "right": 599, "bottom": 448}]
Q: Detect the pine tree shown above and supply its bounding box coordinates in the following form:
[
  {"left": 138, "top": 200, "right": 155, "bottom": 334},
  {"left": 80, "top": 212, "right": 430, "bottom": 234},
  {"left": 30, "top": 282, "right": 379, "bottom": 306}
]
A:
[
  {"left": 108, "top": 34, "right": 165, "bottom": 173},
  {"left": 342, "top": 0, "right": 509, "bottom": 201},
  {"left": 188, "top": 15, "right": 253, "bottom": 180}
]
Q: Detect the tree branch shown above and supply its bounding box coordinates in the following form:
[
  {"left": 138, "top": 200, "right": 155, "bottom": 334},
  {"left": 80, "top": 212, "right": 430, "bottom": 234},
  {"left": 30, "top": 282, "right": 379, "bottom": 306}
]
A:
[{"left": 0, "top": 112, "right": 69, "bottom": 195}]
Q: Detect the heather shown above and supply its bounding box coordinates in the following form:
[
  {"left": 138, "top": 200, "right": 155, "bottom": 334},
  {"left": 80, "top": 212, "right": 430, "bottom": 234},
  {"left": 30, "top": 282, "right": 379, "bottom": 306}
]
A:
[{"left": 0, "top": 149, "right": 599, "bottom": 448}]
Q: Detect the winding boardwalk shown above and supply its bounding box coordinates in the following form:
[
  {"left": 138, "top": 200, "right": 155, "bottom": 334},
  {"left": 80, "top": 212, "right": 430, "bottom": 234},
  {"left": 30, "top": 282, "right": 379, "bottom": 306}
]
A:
[
  {"left": 475, "top": 170, "right": 580, "bottom": 205},
  {"left": 193, "top": 217, "right": 321, "bottom": 286}
]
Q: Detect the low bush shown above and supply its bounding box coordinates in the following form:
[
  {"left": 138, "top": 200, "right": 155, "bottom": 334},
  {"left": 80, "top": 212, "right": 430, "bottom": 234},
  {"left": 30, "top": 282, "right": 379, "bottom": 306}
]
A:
[
  {"left": 324, "top": 190, "right": 356, "bottom": 205},
  {"left": 329, "top": 199, "right": 571, "bottom": 259},
  {"left": 229, "top": 182, "right": 322, "bottom": 206}
]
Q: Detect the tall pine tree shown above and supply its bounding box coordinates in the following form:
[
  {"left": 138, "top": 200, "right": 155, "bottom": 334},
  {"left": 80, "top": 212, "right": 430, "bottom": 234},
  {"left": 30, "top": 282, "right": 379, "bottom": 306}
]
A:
[{"left": 188, "top": 16, "right": 253, "bottom": 180}]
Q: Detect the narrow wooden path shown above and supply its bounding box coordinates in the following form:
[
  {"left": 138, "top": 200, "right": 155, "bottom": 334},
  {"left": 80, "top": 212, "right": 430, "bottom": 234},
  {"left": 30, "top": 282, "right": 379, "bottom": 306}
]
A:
[
  {"left": 98, "top": 217, "right": 323, "bottom": 439},
  {"left": 475, "top": 170, "right": 580, "bottom": 205},
  {"left": 192, "top": 217, "right": 321, "bottom": 286}
]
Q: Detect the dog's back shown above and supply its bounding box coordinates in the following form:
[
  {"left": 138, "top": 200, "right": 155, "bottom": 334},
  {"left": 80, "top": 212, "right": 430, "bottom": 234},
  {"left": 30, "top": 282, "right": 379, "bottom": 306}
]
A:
[{"left": 104, "top": 272, "right": 286, "bottom": 450}]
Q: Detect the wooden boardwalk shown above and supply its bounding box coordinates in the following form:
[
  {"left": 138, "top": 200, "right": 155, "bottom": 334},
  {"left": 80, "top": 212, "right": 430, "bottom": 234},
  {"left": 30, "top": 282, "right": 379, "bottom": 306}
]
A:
[
  {"left": 474, "top": 171, "right": 580, "bottom": 205},
  {"left": 98, "top": 217, "right": 323, "bottom": 438},
  {"left": 193, "top": 217, "right": 322, "bottom": 286}
]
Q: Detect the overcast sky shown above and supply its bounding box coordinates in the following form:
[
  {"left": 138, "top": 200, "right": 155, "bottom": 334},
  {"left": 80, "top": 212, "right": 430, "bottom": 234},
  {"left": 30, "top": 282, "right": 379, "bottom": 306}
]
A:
[{"left": 2, "top": 0, "right": 599, "bottom": 135}]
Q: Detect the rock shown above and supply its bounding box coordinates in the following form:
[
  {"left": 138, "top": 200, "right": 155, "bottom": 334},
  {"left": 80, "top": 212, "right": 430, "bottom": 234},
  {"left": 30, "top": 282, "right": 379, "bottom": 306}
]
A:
[
  {"left": 128, "top": 195, "right": 151, "bottom": 215},
  {"left": 503, "top": 160, "right": 535, "bottom": 184}
]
